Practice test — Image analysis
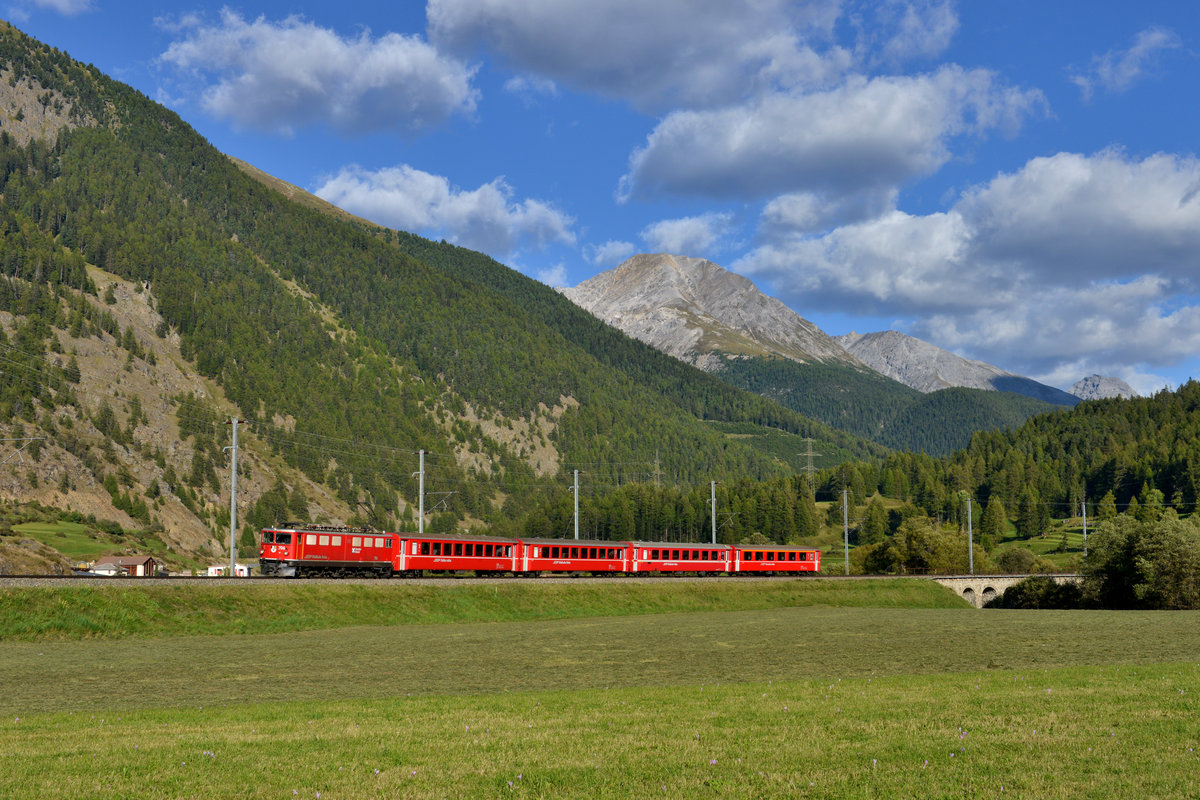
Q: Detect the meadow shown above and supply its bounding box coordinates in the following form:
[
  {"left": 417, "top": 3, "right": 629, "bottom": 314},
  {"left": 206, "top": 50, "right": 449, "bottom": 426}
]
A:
[{"left": 0, "top": 579, "right": 1196, "bottom": 798}]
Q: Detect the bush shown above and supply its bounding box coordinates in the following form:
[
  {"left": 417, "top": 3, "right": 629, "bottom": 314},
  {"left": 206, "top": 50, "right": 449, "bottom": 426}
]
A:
[
  {"left": 1083, "top": 512, "right": 1200, "bottom": 609},
  {"left": 986, "top": 575, "right": 1085, "bottom": 609}
]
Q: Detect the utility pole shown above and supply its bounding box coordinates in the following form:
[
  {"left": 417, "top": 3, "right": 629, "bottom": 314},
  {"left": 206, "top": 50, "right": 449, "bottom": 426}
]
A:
[
  {"left": 967, "top": 497, "right": 974, "bottom": 575},
  {"left": 224, "top": 419, "right": 245, "bottom": 575},
  {"left": 1081, "top": 500, "right": 1087, "bottom": 557},
  {"left": 843, "top": 488, "right": 849, "bottom": 576},
  {"left": 412, "top": 450, "right": 425, "bottom": 534},
  {"left": 711, "top": 481, "right": 717, "bottom": 544},
  {"left": 573, "top": 469, "right": 580, "bottom": 540}
]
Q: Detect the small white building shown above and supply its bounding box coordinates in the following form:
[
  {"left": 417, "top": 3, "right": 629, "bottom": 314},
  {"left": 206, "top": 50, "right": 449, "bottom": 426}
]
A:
[
  {"left": 93, "top": 555, "right": 158, "bottom": 577},
  {"left": 207, "top": 563, "right": 253, "bottom": 577}
]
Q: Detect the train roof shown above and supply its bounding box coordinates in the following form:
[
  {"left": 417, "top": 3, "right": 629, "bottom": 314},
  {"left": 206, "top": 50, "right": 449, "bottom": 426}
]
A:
[
  {"left": 631, "top": 541, "right": 730, "bottom": 549},
  {"left": 518, "top": 537, "right": 628, "bottom": 547},
  {"left": 402, "top": 532, "right": 522, "bottom": 544}
]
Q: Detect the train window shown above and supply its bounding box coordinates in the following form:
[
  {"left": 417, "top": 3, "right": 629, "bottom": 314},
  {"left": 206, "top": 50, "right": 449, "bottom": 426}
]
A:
[
  {"left": 332, "top": 536, "right": 341, "bottom": 546},
  {"left": 352, "top": 537, "right": 362, "bottom": 547},
  {"left": 432, "top": 543, "right": 442, "bottom": 555},
  {"left": 384, "top": 538, "right": 392, "bottom": 549},
  {"left": 787, "top": 552, "right": 795, "bottom": 561},
  {"left": 318, "top": 535, "right": 328, "bottom": 546},
  {"left": 464, "top": 544, "right": 473, "bottom": 556},
  {"left": 306, "top": 534, "right": 317, "bottom": 545},
  {"left": 276, "top": 533, "right": 291, "bottom": 545},
  {"left": 262, "top": 532, "right": 274, "bottom": 544}
]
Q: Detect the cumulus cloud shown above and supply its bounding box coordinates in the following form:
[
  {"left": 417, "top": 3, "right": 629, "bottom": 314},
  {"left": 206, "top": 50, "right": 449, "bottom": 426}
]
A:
[
  {"left": 640, "top": 212, "right": 735, "bottom": 256},
  {"left": 737, "top": 149, "right": 1200, "bottom": 383},
  {"left": 620, "top": 66, "right": 1044, "bottom": 201},
  {"left": 429, "top": 0, "right": 963, "bottom": 112},
  {"left": 6, "top": 0, "right": 91, "bottom": 17},
  {"left": 314, "top": 164, "right": 575, "bottom": 257},
  {"left": 158, "top": 10, "right": 478, "bottom": 136},
  {"left": 585, "top": 240, "right": 637, "bottom": 267},
  {"left": 1070, "top": 26, "right": 1181, "bottom": 101},
  {"left": 429, "top": 0, "right": 856, "bottom": 111}
]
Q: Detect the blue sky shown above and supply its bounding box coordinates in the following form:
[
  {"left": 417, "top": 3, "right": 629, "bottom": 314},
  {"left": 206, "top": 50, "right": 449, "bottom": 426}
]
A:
[{"left": 8, "top": 1, "right": 1200, "bottom": 395}]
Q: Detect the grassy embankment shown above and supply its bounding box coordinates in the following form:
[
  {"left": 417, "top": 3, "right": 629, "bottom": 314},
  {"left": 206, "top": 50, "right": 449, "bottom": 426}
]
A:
[
  {"left": 1, "top": 579, "right": 1197, "bottom": 798},
  {"left": 0, "top": 578, "right": 955, "bottom": 640}
]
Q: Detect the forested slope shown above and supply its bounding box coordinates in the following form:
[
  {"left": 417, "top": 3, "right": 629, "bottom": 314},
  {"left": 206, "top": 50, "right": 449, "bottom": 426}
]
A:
[
  {"left": 0, "top": 21, "right": 881, "bottom": 560},
  {"left": 715, "top": 355, "right": 1060, "bottom": 455}
]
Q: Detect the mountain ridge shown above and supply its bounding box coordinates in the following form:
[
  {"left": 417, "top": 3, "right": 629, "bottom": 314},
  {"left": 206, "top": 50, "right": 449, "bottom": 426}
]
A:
[
  {"left": 563, "top": 253, "right": 860, "bottom": 369},
  {"left": 836, "top": 330, "right": 1079, "bottom": 406}
]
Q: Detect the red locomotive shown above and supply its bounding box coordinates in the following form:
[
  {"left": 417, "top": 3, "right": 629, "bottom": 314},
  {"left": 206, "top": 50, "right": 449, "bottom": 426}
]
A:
[{"left": 260, "top": 525, "right": 821, "bottom": 577}]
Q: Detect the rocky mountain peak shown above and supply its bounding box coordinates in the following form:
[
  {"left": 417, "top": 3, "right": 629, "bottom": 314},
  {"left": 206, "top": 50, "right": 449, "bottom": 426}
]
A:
[
  {"left": 1070, "top": 374, "right": 1138, "bottom": 400},
  {"left": 562, "top": 253, "right": 859, "bottom": 368}
]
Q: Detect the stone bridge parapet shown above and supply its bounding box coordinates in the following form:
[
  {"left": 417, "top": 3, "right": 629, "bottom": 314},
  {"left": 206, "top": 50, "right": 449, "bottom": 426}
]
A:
[{"left": 932, "top": 574, "right": 1081, "bottom": 608}]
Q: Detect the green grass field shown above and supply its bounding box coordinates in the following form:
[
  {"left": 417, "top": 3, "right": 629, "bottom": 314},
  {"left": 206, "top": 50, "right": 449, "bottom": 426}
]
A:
[{"left": 1, "top": 579, "right": 1196, "bottom": 798}]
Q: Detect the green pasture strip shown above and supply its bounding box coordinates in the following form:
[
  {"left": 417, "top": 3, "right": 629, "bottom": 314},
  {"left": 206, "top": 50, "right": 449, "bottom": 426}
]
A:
[
  {"left": 0, "top": 578, "right": 961, "bottom": 641},
  {"left": 9, "top": 521, "right": 111, "bottom": 560},
  {"left": 2, "top": 663, "right": 1196, "bottom": 800},
  {"left": 4, "top": 606, "right": 1200, "bottom": 716}
]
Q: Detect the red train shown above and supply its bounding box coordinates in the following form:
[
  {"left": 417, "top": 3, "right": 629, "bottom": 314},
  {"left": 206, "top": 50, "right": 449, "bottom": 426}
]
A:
[{"left": 259, "top": 525, "right": 821, "bottom": 577}]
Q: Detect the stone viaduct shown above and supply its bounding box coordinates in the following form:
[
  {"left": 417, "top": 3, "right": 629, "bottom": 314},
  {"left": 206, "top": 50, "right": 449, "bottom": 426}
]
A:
[{"left": 931, "top": 574, "right": 1081, "bottom": 608}]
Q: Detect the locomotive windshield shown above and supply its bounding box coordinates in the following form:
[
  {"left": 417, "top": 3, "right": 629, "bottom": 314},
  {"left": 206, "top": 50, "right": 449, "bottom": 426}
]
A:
[{"left": 273, "top": 533, "right": 292, "bottom": 545}]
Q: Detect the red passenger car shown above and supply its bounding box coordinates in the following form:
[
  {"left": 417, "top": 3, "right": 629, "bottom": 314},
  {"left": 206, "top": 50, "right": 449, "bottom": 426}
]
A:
[
  {"left": 396, "top": 533, "right": 518, "bottom": 575},
  {"left": 732, "top": 545, "right": 820, "bottom": 574},
  {"left": 517, "top": 538, "right": 632, "bottom": 573},
  {"left": 632, "top": 542, "right": 731, "bottom": 574}
]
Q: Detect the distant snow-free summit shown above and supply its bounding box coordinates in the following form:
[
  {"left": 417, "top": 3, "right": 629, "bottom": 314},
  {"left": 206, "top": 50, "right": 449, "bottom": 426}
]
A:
[
  {"left": 1070, "top": 374, "right": 1138, "bottom": 401},
  {"left": 836, "top": 330, "right": 1078, "bottom": 406},
  {"left": 562, "top": 253, "right": 859, "bottom": 369}
]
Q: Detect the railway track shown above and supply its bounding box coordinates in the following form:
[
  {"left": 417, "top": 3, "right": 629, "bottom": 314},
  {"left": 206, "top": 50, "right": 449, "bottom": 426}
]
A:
[{"left": 0, "top": 572, "right": 864, "bottom": 588}]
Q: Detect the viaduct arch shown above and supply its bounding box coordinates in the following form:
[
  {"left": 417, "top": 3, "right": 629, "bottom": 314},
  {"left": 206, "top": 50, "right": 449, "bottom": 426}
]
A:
[{"left": 931, "top": 574, "right": 1081, "bottom": 608}]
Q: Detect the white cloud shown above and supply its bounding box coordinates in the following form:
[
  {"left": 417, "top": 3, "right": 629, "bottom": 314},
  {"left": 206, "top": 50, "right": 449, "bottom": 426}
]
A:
[
  {"left": 1070, "top": 26, "right": 1181, "bottom": 101},
  {"left": 429, "top": 0, "right": 853, "bottom": 111},
  {"left": 504, "top": 75, "right": 558, "bottom": 105},
  {"left": 640, "top": 213, "right": 735, "bottom": 256},
  {"left": 585, "top": 240, "right": 637, "bottom": 267},
  {"left": 737, "top": 149, "right": 1200, "bottom": 382},
  {"left": 7, "top": 0, "right": 91, "bottom": 17},
  {"left": 159, "top": 10, "right": 478, "bottom": 136},
  {"left": 314, "top": 164, "right": 575, "bottom": 257},
  {"left": 537, "top": 263, "right": 568, "bottom": 287},
  {"left": 429, "top": 0, "right": 963, "bottom": 113},
  {"left": 760, "top": 188, "right": 898, "bottom": 234},
  {"left": 867, "top": 0, "right": 959, "bottom": 65},
  {"left": 620, "top": 66, "right": 1044, "bottom": 201}
]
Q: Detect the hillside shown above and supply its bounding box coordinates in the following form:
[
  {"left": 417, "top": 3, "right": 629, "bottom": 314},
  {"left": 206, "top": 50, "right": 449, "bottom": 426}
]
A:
[{"left": 0, "top": 22, "right": 881, "bottom": 568}]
